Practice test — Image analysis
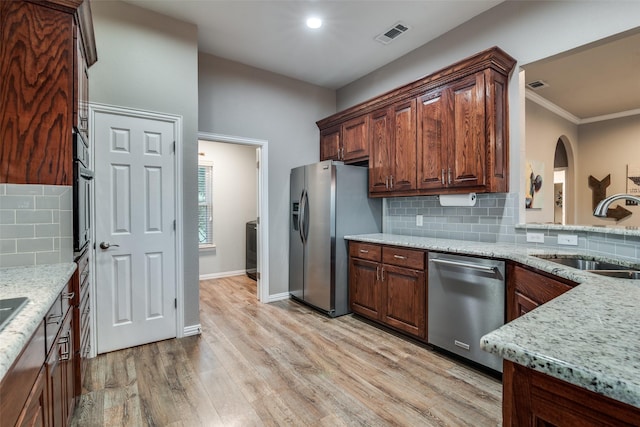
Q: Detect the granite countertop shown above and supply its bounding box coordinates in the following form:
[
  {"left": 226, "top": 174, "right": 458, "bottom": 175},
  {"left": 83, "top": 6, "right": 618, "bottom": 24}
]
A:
[
  {"left": 345, "top": 233, "right": 640, "bottom": 409},
  {"left": 0, "top": 263, "right": 77, "bottom": 382}
]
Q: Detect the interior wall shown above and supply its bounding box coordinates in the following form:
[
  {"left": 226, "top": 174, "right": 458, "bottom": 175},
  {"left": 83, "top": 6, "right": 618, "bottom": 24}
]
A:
[
  {"left": 198, "top": 53, "right": 336, "bottom": 297},
  {"left": 89, "top": 0, "right": 200, "bottom": 328},
  {"left": 577, "top": 115, "right": 640, "bottom": 226},
  {"left": 198, "top": 141, "right": 257, "bottom": 277},
  {"left": 337, "top": 0, "right": 640, "bottom": 209},
  {"left": 524, "top": 99, "right": 578, "bottom": 224}
]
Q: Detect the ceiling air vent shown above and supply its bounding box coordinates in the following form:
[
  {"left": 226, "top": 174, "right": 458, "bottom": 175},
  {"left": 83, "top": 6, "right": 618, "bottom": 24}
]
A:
[
  {"left": 527, "top": 80, "right": 550, "bottom": 90},
  {"left": 375, "top": 22, "right": 411, "bottom": 45}
]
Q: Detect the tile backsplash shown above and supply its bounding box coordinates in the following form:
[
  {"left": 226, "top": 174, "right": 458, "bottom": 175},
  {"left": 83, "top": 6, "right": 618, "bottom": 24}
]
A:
[
  {"left": 383, "top": 192, "right": 640, "bottom": 263},
  {"left": 0, "top": 184, "right": 73, "bottom": 267},
  {"left": 384, "top": 193, "right": 519, "bottom": 243}
]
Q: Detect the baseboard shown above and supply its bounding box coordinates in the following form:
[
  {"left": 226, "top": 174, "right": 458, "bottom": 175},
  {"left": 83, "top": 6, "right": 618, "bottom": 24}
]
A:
[
  {"left": 267, "top": 292, "right": 290, "bottom": 303},
  {"left": 183, "top": 324, "right": 202, "bottom": 337},
  {"left": 199, "top": 270, "right": 246, "bottom": 280}
]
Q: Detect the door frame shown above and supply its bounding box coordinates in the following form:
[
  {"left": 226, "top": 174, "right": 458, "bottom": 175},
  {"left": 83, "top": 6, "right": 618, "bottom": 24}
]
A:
[
  {"left": 198, "top": 132, "right": 270, "bottom": 303},
  {"left": 89, "top": 102, "right": 184, "bottom": 356}
]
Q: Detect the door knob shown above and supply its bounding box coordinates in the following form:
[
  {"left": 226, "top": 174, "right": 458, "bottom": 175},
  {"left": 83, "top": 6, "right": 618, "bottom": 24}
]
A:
[{"left": 99, "top": 242, "right": 120, "bottom": 250}]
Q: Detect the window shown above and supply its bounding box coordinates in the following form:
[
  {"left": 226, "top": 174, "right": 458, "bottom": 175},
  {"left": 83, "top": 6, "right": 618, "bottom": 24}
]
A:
[{"left": 198, "top": 161, "right": 214, "bottom": 248}]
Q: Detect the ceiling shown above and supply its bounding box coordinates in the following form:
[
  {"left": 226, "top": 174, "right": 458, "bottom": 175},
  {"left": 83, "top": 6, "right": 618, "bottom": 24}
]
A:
[
  {"left": 121, "top": 0, "right": 504, "bottom": 89},
  {"left": 522, "top": 29, "right": 640, "bottom": 121}
]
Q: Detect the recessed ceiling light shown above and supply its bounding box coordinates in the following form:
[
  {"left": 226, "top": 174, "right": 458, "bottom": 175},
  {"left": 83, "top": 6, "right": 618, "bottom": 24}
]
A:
[{"left": 306, "top": 17, "right": 322, "bottom": 29}]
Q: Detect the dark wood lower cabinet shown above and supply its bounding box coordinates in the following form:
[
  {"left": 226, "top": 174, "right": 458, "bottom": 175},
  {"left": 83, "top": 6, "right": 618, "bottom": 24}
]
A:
[
  {"left": 46, "top": 309, "right": 75, "bottom": 427},
  {"left": 507, "top": 263, "right": 576, "bottom": 322},
  {"left": 1, "top": 283, "right": 76, "bottom": 427},
  {"left": 349, "top": 242, "right": 426, "bottom": 340},
  {"left": 349, "top": 257, "right": 382, "bottom": 319},
  {"left": 381, "top": 264, "right": 425, "bottom": 338},
  {"left": 15, "top": 367, "right": 47, "bottom": 427},
  {"left": 503, "top": 360, "right": 640, "bottom": 427}
]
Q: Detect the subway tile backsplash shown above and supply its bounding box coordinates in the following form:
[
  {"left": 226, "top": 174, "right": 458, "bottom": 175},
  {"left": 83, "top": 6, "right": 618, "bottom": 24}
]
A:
[
  {"left": 384, "top": 193, "right": 519, "bottom": 243},
  {"left": 0, "top": 184, "right": 73, "bottom": 267},
  {"left": 384, "top": 192, "right": 640, "bottom": 263}
]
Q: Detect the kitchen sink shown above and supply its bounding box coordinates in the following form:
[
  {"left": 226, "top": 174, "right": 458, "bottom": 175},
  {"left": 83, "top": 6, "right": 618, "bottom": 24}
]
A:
[
  {"left": 0, "top": 297, "right": 28, "bottom": 332},
  {"left": 534, "top": 255, "right": 640, "bottom": 279}
]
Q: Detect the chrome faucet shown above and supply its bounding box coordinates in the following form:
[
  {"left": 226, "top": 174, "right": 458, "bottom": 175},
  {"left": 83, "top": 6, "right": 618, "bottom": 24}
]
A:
[{"left": 593, "top": 193, "right": 640, "bottom": 217}]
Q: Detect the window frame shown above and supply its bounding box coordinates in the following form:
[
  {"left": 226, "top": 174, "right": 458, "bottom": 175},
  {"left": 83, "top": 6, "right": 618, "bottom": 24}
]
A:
[{"left": 198, "top": 160, "right": 215, "bottom": 250}]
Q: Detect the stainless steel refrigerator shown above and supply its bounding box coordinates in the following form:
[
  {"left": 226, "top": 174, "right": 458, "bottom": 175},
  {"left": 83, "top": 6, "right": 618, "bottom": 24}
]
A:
[{"left": 289, "top": 160, "right": 382, "bottom": 317}]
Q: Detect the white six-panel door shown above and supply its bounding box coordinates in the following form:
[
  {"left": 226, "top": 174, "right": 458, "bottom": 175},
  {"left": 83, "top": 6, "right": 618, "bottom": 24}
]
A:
[{"left": 94, "top": 108, "right": 177, "bottom": 354}]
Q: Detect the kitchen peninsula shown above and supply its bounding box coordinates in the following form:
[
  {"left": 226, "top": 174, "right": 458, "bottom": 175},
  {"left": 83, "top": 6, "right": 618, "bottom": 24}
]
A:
[{"left": 346, "top": 233, "right": 640, "bottom": 425}]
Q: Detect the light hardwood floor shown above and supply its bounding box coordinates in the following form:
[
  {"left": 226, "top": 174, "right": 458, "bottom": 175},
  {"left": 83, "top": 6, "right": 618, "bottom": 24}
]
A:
[{"left": 72, "top": 275, "right": 501, "bottom": 426}]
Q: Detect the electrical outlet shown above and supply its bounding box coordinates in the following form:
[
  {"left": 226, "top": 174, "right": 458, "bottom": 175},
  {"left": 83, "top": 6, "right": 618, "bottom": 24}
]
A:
[
  {"left": 416, "top": 214, "right": 423, "bottom": 226},
  {"left": 526, "top": 232, "right": 545, "bottom": 243},
  {"left": 558, "top": 234, "right": 578, "bottom": 246}
]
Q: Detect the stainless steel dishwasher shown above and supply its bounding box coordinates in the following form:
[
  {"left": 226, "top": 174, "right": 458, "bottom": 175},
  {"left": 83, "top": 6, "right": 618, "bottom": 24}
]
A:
[{"left": 428, "top": 252, "right": 505, "bottom": 372}]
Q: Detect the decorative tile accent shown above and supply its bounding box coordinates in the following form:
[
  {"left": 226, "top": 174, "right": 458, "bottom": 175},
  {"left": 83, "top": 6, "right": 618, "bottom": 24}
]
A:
[{"left": 0, "top": 184, "right": 73, "bottom": 267}]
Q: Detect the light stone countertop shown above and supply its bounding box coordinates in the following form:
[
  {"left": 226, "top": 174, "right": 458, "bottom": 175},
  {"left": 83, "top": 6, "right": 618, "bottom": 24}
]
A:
[
  {"left": 345, "top": 233, "right": 640, "bottom": 409},
  {"left": 0, "top": 263, "right": 77, "bottom": 381}
]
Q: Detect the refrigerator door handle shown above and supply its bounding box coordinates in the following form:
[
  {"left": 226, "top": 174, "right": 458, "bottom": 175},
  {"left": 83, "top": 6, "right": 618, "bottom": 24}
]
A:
[
  {"left": 301, "top": 189, "right": 310, "bottom": 243},
  {"left": 298, "top": 189, "right": 306, "bottom": 244}
]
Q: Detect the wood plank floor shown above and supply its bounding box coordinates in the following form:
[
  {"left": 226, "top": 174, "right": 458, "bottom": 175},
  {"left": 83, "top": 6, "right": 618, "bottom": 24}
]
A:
[{"left": 72, "top": 275, "right": 501, "bottom": 426}]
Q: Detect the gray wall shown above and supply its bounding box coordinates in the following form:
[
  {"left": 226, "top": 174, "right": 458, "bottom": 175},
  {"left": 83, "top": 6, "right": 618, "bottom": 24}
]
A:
[
  {"left": 89, "top": 1, "right": 200, "bottom": 328},
  {"left": 337, "top": 0, "right": 640, "bottom": 198},
  {"left": 198, "top": 53, "right": 336, "bottom": 296},
  {"left": 198, "top": 141, "right": 257, "bottom": 277}
]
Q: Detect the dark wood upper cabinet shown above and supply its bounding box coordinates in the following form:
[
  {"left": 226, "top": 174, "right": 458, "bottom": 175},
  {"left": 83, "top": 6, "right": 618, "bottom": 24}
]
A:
[
  {"left": 320, "top": 125, "right": 341, "bottom": 161},
  {"left": 341, "top": 115, "right": 369, "bottom": 162},
  {"left": 317, "top": 46, "right": 515, "bottom": 197},
  {"left": 368, "top": 100, "right": 416, "bottom": 194},
  {"left": 0, "top": 0, "right": 97, "bottom": 185},
  {"left": 319, "top": 116, "right": 369, "bottom": 163}
]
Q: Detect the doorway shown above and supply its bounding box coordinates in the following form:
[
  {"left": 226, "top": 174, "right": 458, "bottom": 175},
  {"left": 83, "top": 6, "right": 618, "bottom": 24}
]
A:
[
  {"left": 553, "top": 137, "right": 574, "bottom": 225},
  {"left": 197, "top": 132, "right": 269, "bottom": 302}
]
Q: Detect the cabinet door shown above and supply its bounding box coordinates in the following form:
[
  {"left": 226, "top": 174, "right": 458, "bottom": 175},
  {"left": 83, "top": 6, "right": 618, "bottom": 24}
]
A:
[
  {"left": 368, "top": 108, "right": 393, "bottom": 194},
  {"left": 349, "top": 258, "right": 382, "bottom": 320},
  {"left": 16, "top": 368, "right": 47, "bottom": 427},
  {"left": 507, "top": 264, "right": 575, "bottom": 322},
  {"left": 46, "top": 345, "right": 64, "bottom": 427},
  {"left": 341, "top": 115, "right": 369, "bottom": 162},
  {"left": 75, "top": 23, "right": 89, "bottom": 140},
  {"left": 417, "top": 89, "right": 448, "bottom": 190},
  {"left": 0, "top": 1, "right": 74, "bottom": 185},
  {"left": 320, "top": 125, "right": 341, "bottom": 161},
  {"left": 391, "top": 99, "right": 417, "bottom": 191},
  {"left": 381, "top": 265, "right": 426, "bottom": 338},
  {"left": 62, "top": 312, "right": 75, "bottom": 425},
  {"left": 448, "top": 72, "right": 486, "bottom": 189}
]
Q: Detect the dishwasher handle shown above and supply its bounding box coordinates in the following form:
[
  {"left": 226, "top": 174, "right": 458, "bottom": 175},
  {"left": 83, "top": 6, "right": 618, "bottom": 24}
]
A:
[{"left": 429, "top": 257, "right": 498, "bottom": 273}]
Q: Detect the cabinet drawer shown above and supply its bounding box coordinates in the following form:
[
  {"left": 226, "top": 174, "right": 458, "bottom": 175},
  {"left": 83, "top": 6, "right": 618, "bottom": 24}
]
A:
[
  {"left": 349, "top": 242, "right": 381, "bottom": 262},
  {"left": 45, "top": 298, "right": 63, "bottom": 355},
  {"left": 60, "top": 280, "right": 75, "bottom": 318},
  {"left": 382, "top": 247, "right": 425, "bottom": 270}
]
